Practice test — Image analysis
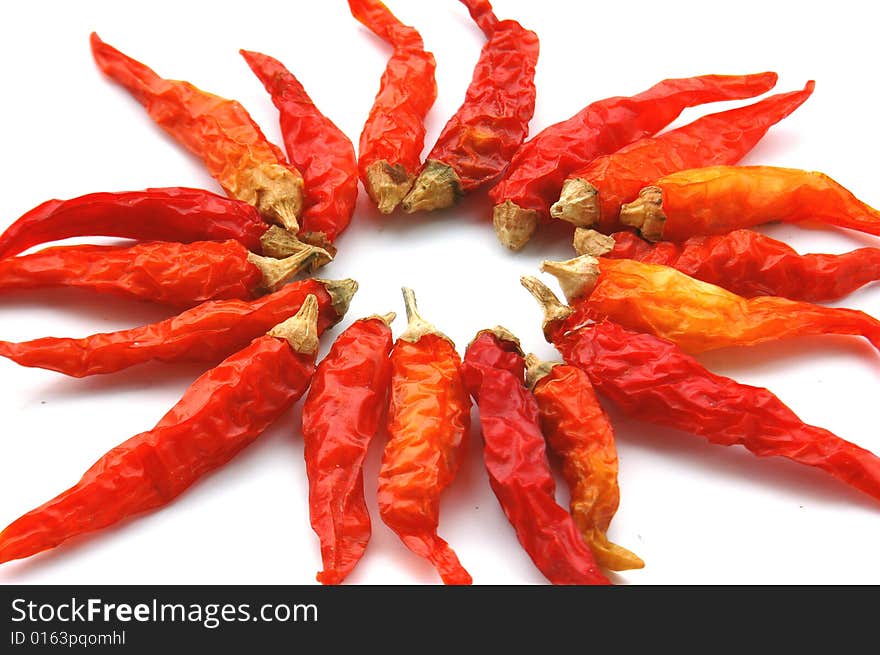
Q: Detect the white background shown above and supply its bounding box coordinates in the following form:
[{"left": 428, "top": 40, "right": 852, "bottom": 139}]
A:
[{"left": 1, "top": 0, "right": 879, "bottom": 585}]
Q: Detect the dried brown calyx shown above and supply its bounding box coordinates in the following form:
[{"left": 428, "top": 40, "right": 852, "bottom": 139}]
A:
[
  {"left": 524, "top": 353, "right": 561, "bottom": 390},
  {"left": 237, "top": 162, "right": 305, "bottom": 233},
  {"left": 399, "top": 287, "right": 454, "bottom": 345},
  {"left": 619, "top": 186, "right": 666, "bottom": 242},
  {"left": 469, "top": 325, "right": 524, "bottom": 354},
  {"left": 364, "top": 312, "right": 397, "bottom": 327},
  {"left": 366, "top": 160, "right": 415, "bottom": 214},
  {"left": 248, "top": 247, "right": 333, "bottom": 293},
  {"left": 573, "top": 229, "right": 615, "bottom": 257},
  {"left": 493, "top": 200, "right": 539, "bottom": 251},
  {"left": 550, "top": 178, "right": 600, "bottom": 227},
  {"left": 540, "top": 255, "right": 600, "bottom": 304},
  {"left": 401, "top": 160, "right": 463, "bottom": 213},
  {"left": 297, "top": 232, "right": 337, "bottom": 259},
  {"left": 519, "top": 275, "right": 574, "bottom": 339},
  {"left": 317, "top": 278, "right": 359, "bottom": 323},
  {"left": 268, "top": 294, "right": 319, "bottom": 354},
  {"left": 260, "top": 226, "right": 327, "bottom": 264}
]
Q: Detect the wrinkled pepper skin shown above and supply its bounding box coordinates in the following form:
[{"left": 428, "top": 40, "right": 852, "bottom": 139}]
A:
[
  {"left": 0, "top": 278, "right": 353, "bottom": 377},
  {"left": 567, "top": 257, "right": 880, "bottom": 354},
  {"left": 379, "top": 331, "right": 472, "bottom": 585},
  {"left": 301, "top": 315, "right": 393, "bottom": 585},
  {"left": 461, "top": 331, "right": 610, "bottom": 585},
  {"left": 552, "top": 315, "right": 880, "bottom": 504},
  {"left": 401, "top": 0, "right": 540, "bottom": 213},
  {"left": 488, "top": 72, "right": 778, "bottom": 248},
  {"left": 0, "top": 239, "right": 316, "bottom": 307},
  {"left": 90, "top": 33, "right": 304, "bottom": 231},
  {"left": 588, "top": 229, "right": 880, "bottom": 303},
  {"left": 242, "top": 50, "right": 358, "bottom": 246},
  {"left": 530, "top": 362, "right": 643, "bottom": 572},
  {"left": 349, "top": 0, "right": 437, "bottom": 214},
  {"left": 0, "top": 301, "right": 320, "bottom": 565},
  {"left": 553, "top": 83, "right": 814, "bottom": 232},
  {"left": 621, "top": 165, "right": 880, "bottom": 242},
  {"left": 0, "top": 188, "right": 266, "bottom": 260}
]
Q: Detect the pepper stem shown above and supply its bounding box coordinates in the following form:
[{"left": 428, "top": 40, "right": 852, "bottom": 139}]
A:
[
  {"left": 366, "top": 160, "right": 414, "bottom": 214},
  {"left": 519, "top": 275, "right": 574, "bottom": 335},
  {"left": 540, "top": 255, "right": 600, "bottom": 304},
  {"left": 524, "top": 353, "right": 560, "bottom": 390},
  {"left": 399, "top": 287, "right": 449, "bottom": 343},
  {"left": 365, "top": 311, "right": 397, "bottom": 327},
  {"left": 550, "top": 178, "right": 600, "bottom": 227},
  {"left": 248, "top": 247, "right": 333, "bottom": 292},
  {"left": 260, "top": 226, "right": 311, "bottom": 259},
  {"left": 316, "top": 278, "right": 358, "bottom": 323},
  {"left": 493, "top": 200, "right": 539, "bottom": 251},
  {"left": 246, "top": 162, "right": 304, "bottom": 232},
  {"left": 573, "top": 229, "right": 615, "bottom": 257},
  {"left": 401, "top": 160, "right": 463, "bottom": 213},
  {"left": 268, "top": 294, "right": 320, "bottom": 354},
  {"left": 619, "top": 186, "right": 666, "bottom": 242}
]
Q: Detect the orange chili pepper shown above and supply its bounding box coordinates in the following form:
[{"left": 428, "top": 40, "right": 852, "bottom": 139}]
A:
[
  {"left": 541, "top": 255, "right": 880, "bottom": 355},
  {"left": 90, "top": 33, "right": 305, "bottom": 233},
  {"left": 378, "top": 288, "right": 472, "bottom": 585},
  {"left": 620, "top": 165, "right": 880, "bottom": 242},
  {"left": 526, "top": 354, "right": 643, "bottom": 572}
]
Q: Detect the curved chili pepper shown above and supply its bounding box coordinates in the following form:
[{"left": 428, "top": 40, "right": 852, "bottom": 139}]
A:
[
  {"left": 488, "top": 72, "right": 778, "bottom": 250},
  {"left": 520, "top": 276, "right": 880, "bottom": 504},
  {"left": 400, "top": 0, "right": 540, "bottom": 214},
  {"left": 0, "top": 188, "right": 277, "bottom": 259},
  {"left": 460, "top": 328, "right": 610, "bottom": 585},
  {"left": 349, "top": 0, "right": 437, "bottom": 213},
  {"left": 302, "top": 312, "right": 394, "bottom": 585},
  {"left": 526, "top": 354, "right": 643, "bottom": 572},
  {"left": 0, "top": 297, "right": 321, "bottom": 565},
  {"left": 241, "top": 49, "right": 358, "bottom": 249},
  {"left": 541, "top": 255, "right": 880, "bottom": 355},
  {"left": 90, "top": 33, "right": 304, "bottom": 232},
  {"left": 575, "top": 228, "right": 880, "bottom": 303},
  {"left": 620, "top": 165, "right": 880, "bottom": 242},
  {"left": 0, "top": 239, "right": 329, "bottom": 308},
  {"left": 551, "top": 82, "right": 814, "bottom": 232},
  {"left": 0, "top": 278, "right": 355, "bottom": 378},
  {"left": 378, "top": 288, "right": 471, "bottom": 585}
]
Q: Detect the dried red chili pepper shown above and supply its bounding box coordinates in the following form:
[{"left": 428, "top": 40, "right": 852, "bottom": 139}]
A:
[
  {"left": 241, "top": 49, "right": 358, "bottom": 249},
  {"left": 460, "top": 328, "right": 610, "bottom": 585},
  {"left": 0, "top": 297, "right": 321, "bottom": 565},
  {"left": 90, "top": 33, "right": 304, "bottom": 232},
  {"left": 301, "top": 312, "right": 395, "bottom": 585},
  {"left": 526, "top": 354, "right": 643, "bottom": 572},
  {"left": 541, "top": 254, "right": 880, "bottom": 355},
  {"left": 0, "top": 188, "right": 281, "bottom": 260},
  {"left": 0, "top": 239, "right": 328, "bottom": 307},
  {"left": 620, "top": 165, "right": 880, "bottom": 242},
  {"left": 521, "top": 276, "right": 880, "bottom": 503},
  {"left": 575, "top": 228, "right": 880, "bottom": 303},
  {"left": 349, "top": 0, "right": 437, "bottom": 213},
  {"left": 400, "top": 0, "right": 540, "bottom": 214},
  {"left": 551, "top": 82, "right": 814, "bottom": 232},
  {"left": 0, "top": 278, "right": 355, "bottom": 378},
  {"left": 488, "top": 72, "right": 778, "bottom": 250},
  {"left": 378, "top": 288, "right": 471, "bottom": 585}
]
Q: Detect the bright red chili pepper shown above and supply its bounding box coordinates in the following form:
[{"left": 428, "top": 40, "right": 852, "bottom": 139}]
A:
[
  {"left": 488, "top": 72, "right": 778, "bottom": 250},
  {"left": 349, "top": 0, "right": 437, "bottom": 213},
  {"left": 0, "top": 278, "right": 355, "bottom": 378},
  {"left": 378, "top": 288, "right": 472, "bottom": 585},
  {"left": 460, "top": 328, "right": 611, "bottom": 585},
  {"left": 575, "top": 228, "right": 880, "bottom": 303},
  {"left": 90, "top": 33, "right": 305, "bottom": 232},
  {"left": 0, "top": 239, "right": 328, "bottom": 308},
  {"left": 0, "top": 188, "right": 275, "bottom": 260},
  {"left": 400, "top": 0, "right": 540, "bottom": 214},
  {"left": 520, "top": 276, "right": 880, "bottom": 504},
  {"left": 0, "top": 296, "right": 321, "bottom": 565},
  {"left": 241, "top": 49, "right": 358, "bottom": 249},
  {"left": 301, "top": 312, "right": 395, "bottom": 585},
  {"left": 541, "top": 254, "right": 880, "bottom": 355},
  {"left": 551, "top": 82, "right": 814, "bottom": 232},
  {"left": 620, "top": 165, "right": 880, "bottom": 242},
  {"left": 526, "top": 354, "right": 644, "bottom": 572}
]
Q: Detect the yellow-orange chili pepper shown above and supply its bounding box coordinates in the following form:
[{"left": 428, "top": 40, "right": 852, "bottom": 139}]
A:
[{"left": 541, "top": 255, "right": 880, "bottom": 355}]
